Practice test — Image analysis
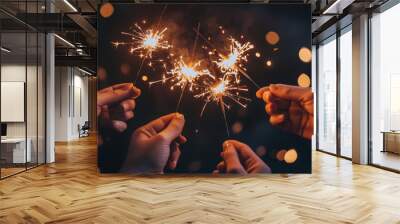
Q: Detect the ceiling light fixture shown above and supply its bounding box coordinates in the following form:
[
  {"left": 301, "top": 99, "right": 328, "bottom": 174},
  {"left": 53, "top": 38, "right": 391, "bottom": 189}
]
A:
[
  {"left": 54, "top": 34, "right": 75, "bottom": 48},
  {"left": 322, "top": 0, "right": 354, "bottom": 15},
  {"left": 1, "top": 47, "right": 11, "bottom": 53},
  {"left": 78, "top": 67, "right": 93, "bottom": 76},
  {"left": 63, "top": 0, "right": 78, "bottom": 12},
  {"left": 323, "top": 0, "right": 342, "bottom": 14}
]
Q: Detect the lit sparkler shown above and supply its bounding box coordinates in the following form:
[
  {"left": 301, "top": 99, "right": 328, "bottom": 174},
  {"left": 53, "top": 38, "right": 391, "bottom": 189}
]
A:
[
  {"left": 191, "top": 26, "right": 260, "bottom": 88},
  {"left": 149, "top": 57, "right": 215, "bottom": 112},
  {"left": 112, "top": 23, "right": 171, "bottom": 59},
  {"left": 168, "top": 57, "right": 214, "bottom": 91},
  {"left": 112, "top": 22, "right": 172, "bottom": 83},
  {"left": 150, "top": 57, "right": 214, "bottom": 91},
  {"left": 214, "top": 37, "right": 254, "bottom": 83},
  {"left": 195, "top": 74, "right": 251, "bottom": 136}
]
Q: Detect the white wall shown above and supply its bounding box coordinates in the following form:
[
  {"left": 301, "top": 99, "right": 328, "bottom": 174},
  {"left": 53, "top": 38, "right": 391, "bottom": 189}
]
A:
[
  {"left": 54, "top": 67, "right": 89, "bottom": 141},
  {"left": 1, "top": 65, "right": 43, "bottom": 137},
  {"left": 1, "top": 64, "right": 46, "bottom": 163}
]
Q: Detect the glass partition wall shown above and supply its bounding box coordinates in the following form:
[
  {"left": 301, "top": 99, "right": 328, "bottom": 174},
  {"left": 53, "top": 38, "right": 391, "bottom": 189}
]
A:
[
  {"left": 370, "top": 2, "right": 400, "bottom": 172},
  {"left": 0, "top": 2, "right": 46, "bottom": 179},
  {"left": 316, "top": 26, "right": 353, "bottom": 159},
  {"left": 339, "top": 27, "right": 352, "bottom": 159},
  {"left": 317, "top": 35, "right": 337, "bottom": 155}
]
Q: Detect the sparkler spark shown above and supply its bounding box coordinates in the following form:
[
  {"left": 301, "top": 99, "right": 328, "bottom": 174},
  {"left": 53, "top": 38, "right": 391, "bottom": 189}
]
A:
[
  {"left": 195, "top": 75, "right": 250, "bottom": 116},
  {"left": 111, "top": 23, "right": 171, "bottom": 59},
  {"left": 195, "top": 75, "right": 251, "bottom": 136},
  {"left": 214, "top": 37, "right": 254, "bottom": 82},
  {"left": 151, "top": 57, "right": 214, "bottom": 91}
]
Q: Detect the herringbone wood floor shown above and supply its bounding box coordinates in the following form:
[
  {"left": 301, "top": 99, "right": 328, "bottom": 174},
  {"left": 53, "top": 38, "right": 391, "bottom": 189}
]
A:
[{"left": 1, "top": 135, "right": 400, "bottom": 224}]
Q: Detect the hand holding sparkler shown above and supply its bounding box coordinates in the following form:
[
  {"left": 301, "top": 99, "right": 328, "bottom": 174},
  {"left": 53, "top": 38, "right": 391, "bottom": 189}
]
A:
[
  {"left": 213, "top": 140, "right": 271, "bottom": 174},
  {"left": 121, "top": 113, "right": 187, "bottom": 174},
  {"left": 256, "top": 84, "right": 314, "bottom": 140}
]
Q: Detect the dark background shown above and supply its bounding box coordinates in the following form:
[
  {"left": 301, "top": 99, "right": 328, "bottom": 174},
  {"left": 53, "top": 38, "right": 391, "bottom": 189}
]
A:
[{"left": 98, "top": 3, "right": 312, "bottom": 173}]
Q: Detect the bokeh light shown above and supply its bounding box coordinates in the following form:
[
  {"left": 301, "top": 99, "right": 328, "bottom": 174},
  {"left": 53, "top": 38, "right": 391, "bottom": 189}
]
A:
[
  {"left": 97, "top": 67, "right": 107, "bottom": 81},
  {"left": 284, "top": 149, "right": 298, "bottom": 164},
  {"left": 120, "top": 63, "right": 130, "bottom": 75},
  {"left": 231, "top": 122, "right": 243, "bottom": 134},
  {"left": 142, "top": 75, "right": 149, "bottom": 82},
  {"left": 297, "top": 73, "right": 311, "bottom": 88},
  {"left": 266, "top": 60, "right": 272, "bottom": 67},
  {"left": 265, "top": 31, "right": 280, "bottom": 45},
  {"left": 256, "top": 146, "right": 267, "bottom": 157},
  {"left": 100, "top": 3, "right": 114, "bottom": 18},
  {"left": 276, "top": 149, "right": 287, "bottom": 161},
  {"left": 255, "top": 52, "right": 261, "bottom": 58},
  {"left": 298, "top": 47, "right": 312, "bottom": 63}
]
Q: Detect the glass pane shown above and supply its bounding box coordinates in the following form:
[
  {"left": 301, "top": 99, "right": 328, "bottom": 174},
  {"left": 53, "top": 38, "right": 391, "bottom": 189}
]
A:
[
  {"left": 38, "top": 33, "right": 45, "bottom": 165},
  {"left": 317, "top": 37, "right": 337, "bottom": 154},
  {"left": 371, "top": 3, "right": 400, "bottom": 171},
  {"left": 27, "top": 31, "right": 38, "bottom": 169},
  {"left": 1, "top": 31, "right": 27, "bottom": 177},
  {"left": 339, "top": 29, "right": 352, "bottom": 158}
]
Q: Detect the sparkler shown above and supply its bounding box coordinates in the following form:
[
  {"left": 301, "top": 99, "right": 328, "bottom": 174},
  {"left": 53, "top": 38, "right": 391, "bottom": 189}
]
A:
[
  {"left": 192, "top": 27, "right": 260, "bottom": 88},
  {"left": 111, "top": 23, "right": 171, "bottom": 83},
  {"left": 111, "top": 23, "right": 171, "bottom": 59},
  {"left": 150, "top": 57, "right": 215, "bottom": 111},
  {"left": 214, "top": 37, "right": 260, "bottom": 88},
  {"left": 195, "top": 74, "right": 251, "bottom": 136},
  {"left": 214, "top": 37, "right": 254, "bottom": 80},
  {"left": 149, "top": 57, "right": 214, "bottom": 90},
  {"left": 167, "top": 57, "right": 214, "bottom": 91}
]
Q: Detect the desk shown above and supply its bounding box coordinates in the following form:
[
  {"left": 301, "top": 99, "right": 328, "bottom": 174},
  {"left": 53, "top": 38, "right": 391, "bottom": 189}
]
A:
[
  {"left": 381, "top": 131, "right": 400, "bottom": 154},
  {"left": 1, "top": 138, "right": 31, "bottom": 163}
]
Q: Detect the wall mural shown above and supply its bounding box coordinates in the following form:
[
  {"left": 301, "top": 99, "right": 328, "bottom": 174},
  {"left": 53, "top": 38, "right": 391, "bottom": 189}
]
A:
[{"left": 97, "top": 3, "right": 312, "bottom": 174}]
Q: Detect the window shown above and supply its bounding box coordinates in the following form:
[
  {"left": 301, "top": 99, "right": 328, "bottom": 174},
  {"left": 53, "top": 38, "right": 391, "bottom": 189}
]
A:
[
  {"left": 317, "top": 36, "right": 337, "bottom": 154},
  {"left": 370, "top": 2, "right": 400, "bottom": 171},
  {"left": 339, "top": 28, "right": 352, "bottom": 158}
]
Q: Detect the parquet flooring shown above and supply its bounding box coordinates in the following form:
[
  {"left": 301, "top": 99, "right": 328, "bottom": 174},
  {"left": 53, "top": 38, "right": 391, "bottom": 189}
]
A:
[{"left": 1, "top": 135, "right": 400, "bottom": 223}]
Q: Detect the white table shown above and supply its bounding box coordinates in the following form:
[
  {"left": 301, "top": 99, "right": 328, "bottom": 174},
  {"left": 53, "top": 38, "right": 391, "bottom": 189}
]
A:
[{"left": 1, "top": 138, "right": 31, "bottom": 163}]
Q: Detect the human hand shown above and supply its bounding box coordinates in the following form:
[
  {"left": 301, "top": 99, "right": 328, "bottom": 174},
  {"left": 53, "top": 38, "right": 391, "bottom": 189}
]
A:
[
  {"left": 256, "top": 84, "right": 313, "bottom": 140},
  {"left": 121, "top": 113, "right": 186, "bottom": 174},
  {"left": 97, "top": 83, "right": 141, "bottom": 133},
  {"left": 214, "top": 140, "right": 271, "bottom": 174}
]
